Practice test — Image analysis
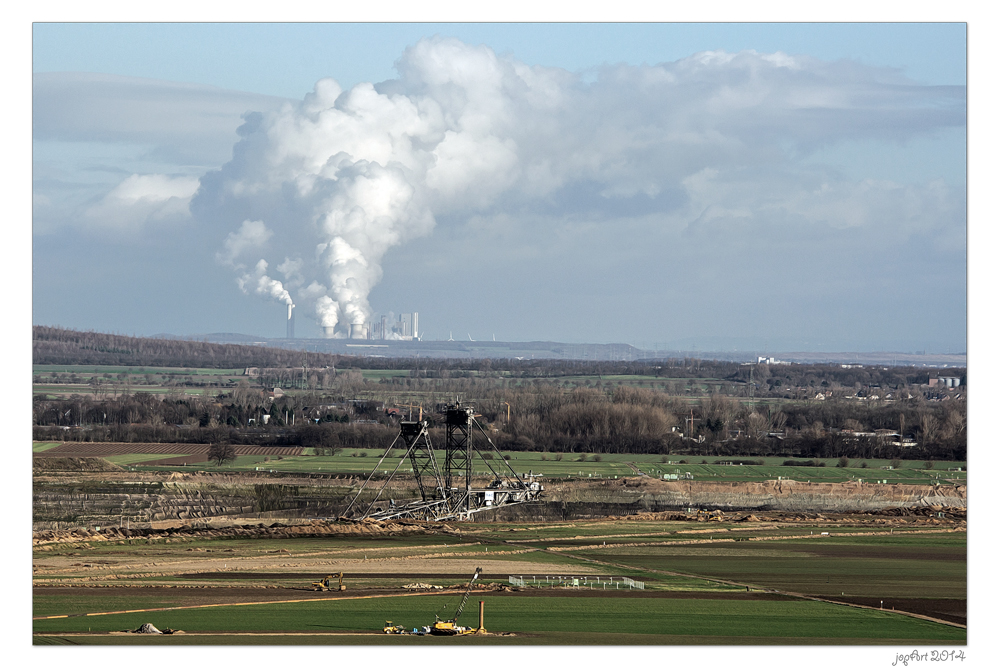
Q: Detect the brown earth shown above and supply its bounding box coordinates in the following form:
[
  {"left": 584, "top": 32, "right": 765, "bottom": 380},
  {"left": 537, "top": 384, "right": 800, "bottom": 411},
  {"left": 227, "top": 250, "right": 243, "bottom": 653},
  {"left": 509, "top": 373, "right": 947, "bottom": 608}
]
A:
[
  {"left": 31, "top": 506, "right": 965, "bottom": 549},
  {"left": 811, "top": 596, "right": 966, "bottom": 626},
  {"left": 33, "top": 457, "right": 125, "bottom": 473},
  {"left": 34, "top": 442, "right": 303, "bottom": 459},
  {"left": 543, "top": 476, "right": 967, "bottom": 512},
  {"left": 32, "top": 462, "right": 966, "bottom": 632}
]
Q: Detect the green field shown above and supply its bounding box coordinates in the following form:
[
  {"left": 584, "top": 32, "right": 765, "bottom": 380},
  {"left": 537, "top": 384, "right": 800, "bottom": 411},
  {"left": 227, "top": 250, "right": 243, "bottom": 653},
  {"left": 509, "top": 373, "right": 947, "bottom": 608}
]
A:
[
  {"left": 33, "top": 365, "right": 245, "bottom": 376},
  {"left": 574, "top": 536, "right": 966, "bottom": 600},
  {"left": 32, "top": 594, "right": 963, "bottom": 644},
  {"left": 123, "top": 447, "right": 964, "bottom": 484},
  {"left": 33, "top": 384, "right": 213, "bottom": 397},
  {"left": 33, "top": 513, "right": 965, "bottom": 645},
  {"left": 32, "top": 364, "right": 248, "bottom": 399}
]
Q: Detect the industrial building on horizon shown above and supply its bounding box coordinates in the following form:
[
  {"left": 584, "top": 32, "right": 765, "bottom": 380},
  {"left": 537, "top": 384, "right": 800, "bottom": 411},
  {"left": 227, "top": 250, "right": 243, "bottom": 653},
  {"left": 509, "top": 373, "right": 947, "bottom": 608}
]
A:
[{"left": 319, "top": 311, "right": 418, "bottom": 341}]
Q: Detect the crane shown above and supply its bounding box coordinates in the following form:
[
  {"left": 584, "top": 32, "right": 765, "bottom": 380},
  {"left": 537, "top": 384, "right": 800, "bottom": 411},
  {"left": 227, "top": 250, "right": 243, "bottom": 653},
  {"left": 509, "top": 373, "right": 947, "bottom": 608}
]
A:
[{"left": 430, "top": 567, "right": 483, "bottom": 635}]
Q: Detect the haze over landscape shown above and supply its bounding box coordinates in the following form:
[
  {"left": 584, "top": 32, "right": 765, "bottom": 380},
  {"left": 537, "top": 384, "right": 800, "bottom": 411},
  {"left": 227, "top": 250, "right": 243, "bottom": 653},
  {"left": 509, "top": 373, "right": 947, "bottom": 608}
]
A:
[{"left": 32, "top": 23, "right": 967, "bottom": 353}]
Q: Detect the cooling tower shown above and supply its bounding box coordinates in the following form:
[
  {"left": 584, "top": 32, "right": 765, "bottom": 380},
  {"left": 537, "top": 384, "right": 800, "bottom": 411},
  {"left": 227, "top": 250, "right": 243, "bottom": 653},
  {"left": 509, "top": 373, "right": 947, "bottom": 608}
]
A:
[{"left": 323, "top": 326, "right": 336, "bottom": 338}]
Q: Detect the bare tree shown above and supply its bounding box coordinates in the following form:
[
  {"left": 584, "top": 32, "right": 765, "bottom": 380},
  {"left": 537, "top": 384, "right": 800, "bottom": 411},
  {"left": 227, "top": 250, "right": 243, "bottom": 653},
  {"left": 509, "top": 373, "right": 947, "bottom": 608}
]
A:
[
  {"left": 746, "top": 412, "right": 770, "bottom": 441},
  {"left": 920, "top": 413, "right": 940, "bottom": 446},
  {"left": 208, "top": 442, "right": 237, "bottom": 466}
]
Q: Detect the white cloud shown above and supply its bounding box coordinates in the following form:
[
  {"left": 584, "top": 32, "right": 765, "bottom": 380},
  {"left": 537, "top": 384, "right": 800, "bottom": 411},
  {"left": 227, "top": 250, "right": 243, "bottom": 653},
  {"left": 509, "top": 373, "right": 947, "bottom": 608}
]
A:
[
  {"left": 32, "top": 37, "right": 961, "bottom": 345},
  {"left": 192, "top": 37, "right": 963, "bottom": 337},
  {"left": 33, "top": 72, "right": 290, "bottom": 236},
  {"left": 217, "top": 219, "right": 272, "bottom": 267},
  {"left": 83, "top": 173, "right": 199, "bottom": 230}
]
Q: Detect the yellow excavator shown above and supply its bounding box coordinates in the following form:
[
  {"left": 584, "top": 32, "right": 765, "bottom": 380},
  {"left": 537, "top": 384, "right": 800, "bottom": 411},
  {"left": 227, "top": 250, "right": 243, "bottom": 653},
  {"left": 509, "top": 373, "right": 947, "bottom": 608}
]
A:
[
  {"left": 429, "top": 567, "right": 483, "bottom": 635},
  {"left": 310, "top": 572, "right": 345, "bottom": 592}
]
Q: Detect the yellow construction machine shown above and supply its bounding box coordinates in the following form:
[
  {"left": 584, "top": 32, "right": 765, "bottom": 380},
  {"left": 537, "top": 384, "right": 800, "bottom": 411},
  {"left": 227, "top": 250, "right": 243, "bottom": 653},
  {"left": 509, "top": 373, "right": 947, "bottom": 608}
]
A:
[
  {"left": 310, "top": 572, "right": 345, "bottom": 591},
  {"left": 383, "top": 621, "right": 406, "bottom": 634},
  {"left": 429, "top": 567, "right": 483, "bottom": 635}
]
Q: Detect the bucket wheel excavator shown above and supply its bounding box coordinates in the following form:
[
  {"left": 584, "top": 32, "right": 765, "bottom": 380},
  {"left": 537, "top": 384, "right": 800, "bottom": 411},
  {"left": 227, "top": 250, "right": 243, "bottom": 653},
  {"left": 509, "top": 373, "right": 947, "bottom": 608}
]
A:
[{"left": 342, "top": 403, "right": 543, "bottom": 522}]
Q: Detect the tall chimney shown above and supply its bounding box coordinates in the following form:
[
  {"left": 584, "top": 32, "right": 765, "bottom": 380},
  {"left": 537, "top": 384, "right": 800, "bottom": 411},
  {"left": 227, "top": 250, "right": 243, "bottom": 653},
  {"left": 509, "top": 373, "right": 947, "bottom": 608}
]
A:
[{"left": 286, "top": 303, "right": 295, "bottom": 339}]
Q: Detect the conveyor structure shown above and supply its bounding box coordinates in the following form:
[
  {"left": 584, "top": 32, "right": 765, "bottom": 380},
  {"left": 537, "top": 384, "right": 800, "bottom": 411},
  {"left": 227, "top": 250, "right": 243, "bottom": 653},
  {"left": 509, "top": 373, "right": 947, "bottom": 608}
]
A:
[{"left": 342, "top": 403, "right": 543, "bottom": 521}]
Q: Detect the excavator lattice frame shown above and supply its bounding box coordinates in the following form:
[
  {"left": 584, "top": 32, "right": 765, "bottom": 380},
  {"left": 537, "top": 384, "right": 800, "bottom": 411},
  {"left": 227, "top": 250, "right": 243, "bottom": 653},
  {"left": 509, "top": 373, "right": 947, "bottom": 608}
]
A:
[{"left": 343, "top": 403, "right": 542, "bottom": 522}]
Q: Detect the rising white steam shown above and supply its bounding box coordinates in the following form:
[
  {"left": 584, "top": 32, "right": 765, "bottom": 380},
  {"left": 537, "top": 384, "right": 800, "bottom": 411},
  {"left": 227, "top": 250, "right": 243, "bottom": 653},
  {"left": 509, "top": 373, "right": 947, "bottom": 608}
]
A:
[
  {"left": 197, "top": 38, "right": 964, "bottom": 337},
  {"left": 242, "top": 259, "right": 293, "bottom": 306}
]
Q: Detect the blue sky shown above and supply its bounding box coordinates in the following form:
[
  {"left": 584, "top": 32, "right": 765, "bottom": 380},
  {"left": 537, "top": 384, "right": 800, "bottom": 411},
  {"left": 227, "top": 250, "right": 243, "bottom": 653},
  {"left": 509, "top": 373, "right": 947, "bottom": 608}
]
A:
[
  {"left": 33, "top": 22, "right": 967, "bottom": 95},
  {"left": 31, "top": 22, "right": 968, "bottom": 352}
]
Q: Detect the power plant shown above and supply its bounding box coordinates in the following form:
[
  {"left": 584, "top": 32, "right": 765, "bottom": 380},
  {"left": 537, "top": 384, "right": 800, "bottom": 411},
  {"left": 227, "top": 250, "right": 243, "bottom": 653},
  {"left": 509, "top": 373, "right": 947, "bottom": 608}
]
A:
[{"left": 319, "top": 311, "right": 419, "bottom": 340}]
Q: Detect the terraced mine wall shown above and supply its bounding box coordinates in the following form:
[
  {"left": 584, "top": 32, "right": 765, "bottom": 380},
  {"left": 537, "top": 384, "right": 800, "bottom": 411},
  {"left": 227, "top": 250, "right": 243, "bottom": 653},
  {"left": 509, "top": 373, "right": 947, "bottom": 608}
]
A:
[
  {"left": 530, "top": 478, "right": 966, "bottom": 515},
  {"left": 32, "top": 475, "right": 359, "bottom": 530},
  {"left": 32, "top": 465, "right": 966, "bottom": 530}
]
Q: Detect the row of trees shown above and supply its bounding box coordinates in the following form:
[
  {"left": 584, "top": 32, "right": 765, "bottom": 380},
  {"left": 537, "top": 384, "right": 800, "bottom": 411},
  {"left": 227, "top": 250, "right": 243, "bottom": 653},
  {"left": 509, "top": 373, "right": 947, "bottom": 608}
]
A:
[
  {"left": 33, "top": 381, "right": 966, "bottom": 461},
  {"left": 32, "top": 327, "right": 966, "bottom": 461}
]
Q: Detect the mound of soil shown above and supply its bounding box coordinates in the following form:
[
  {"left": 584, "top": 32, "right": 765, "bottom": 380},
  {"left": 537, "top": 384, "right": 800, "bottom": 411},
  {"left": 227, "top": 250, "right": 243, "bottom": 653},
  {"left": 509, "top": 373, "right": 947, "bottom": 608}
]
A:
[{"left": 32, "top": 457, "right": 124, "bottom": 473}]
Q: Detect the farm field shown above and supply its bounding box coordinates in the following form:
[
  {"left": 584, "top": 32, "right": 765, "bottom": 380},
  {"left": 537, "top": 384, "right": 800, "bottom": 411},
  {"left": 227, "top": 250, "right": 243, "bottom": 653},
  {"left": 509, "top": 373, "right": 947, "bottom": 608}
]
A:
[
  {"left": 32, "top": 441, "right": 966, "bottom": 484},
  {"left": 32, "top": 364, "right": 250, "bottom": 399},
  {"left": 33, "top": 516, "right": 965, "bottom": 645}
]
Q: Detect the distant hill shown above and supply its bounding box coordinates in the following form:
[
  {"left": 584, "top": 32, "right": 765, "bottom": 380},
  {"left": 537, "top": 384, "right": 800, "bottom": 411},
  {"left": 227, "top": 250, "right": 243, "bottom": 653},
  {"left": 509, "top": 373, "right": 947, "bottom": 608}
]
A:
[
  {"left": 201, "top": 333, "right": 647, "bottom": 361},
  {"left": 32, "top": 326, "right": 342, "bottom": 369},
  {"left": 34, "top": 325, "right": 966, "bottom": 368},
  {"left": 202, "top": 333, "right": 965, "bottom": 366}
]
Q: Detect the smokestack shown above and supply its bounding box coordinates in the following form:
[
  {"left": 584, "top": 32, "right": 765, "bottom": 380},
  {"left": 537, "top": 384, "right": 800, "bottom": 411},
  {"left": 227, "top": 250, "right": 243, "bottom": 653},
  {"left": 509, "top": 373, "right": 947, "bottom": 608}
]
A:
[
  {"left": 323, "top": 326, "right": 336, "bottom": 338},
  {"left": 286, "top": 303, "right": 295, "bottom": 339},
  {"left": 412, "top": 312, "right": 418, "bottom": 340}
]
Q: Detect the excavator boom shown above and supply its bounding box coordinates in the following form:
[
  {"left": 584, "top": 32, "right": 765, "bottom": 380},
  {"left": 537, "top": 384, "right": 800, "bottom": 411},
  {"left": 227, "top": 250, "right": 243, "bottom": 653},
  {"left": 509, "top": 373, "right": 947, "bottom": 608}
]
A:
[
  {"left": 451, "top": 567, "right": 482, "bottom": 622},
  {"left": 429, "top": 567, "right": 483, "bottom": 635}
]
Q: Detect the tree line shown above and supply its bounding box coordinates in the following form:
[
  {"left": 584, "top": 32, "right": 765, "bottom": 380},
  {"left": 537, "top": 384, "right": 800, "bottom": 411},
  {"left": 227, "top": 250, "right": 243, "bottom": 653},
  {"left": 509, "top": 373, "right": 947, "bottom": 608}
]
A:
[{"left": 33, "top": 381, "right": 965, "bottom": 461}]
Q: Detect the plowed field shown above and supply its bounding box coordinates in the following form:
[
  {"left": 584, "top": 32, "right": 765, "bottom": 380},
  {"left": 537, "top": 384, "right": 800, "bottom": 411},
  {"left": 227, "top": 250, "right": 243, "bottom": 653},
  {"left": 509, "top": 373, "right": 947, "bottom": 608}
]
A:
[{"left": 34, "top": 442, "right": 302, "bottom": 459}]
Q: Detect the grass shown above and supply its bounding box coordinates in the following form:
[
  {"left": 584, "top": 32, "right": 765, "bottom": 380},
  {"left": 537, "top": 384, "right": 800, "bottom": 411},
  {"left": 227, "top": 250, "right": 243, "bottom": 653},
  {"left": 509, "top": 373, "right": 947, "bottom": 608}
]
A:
[
  {"left": 33, "top": 384, "right": 212, "bottom": 397},
  {"left": 357, "top": 369, "right": 414, "bottom": 380},
  {"left": 34, "top": 365, "right": 245, "bottom": 376},
  {"left": 33, "top": 516, "right": 966, "bottom": 646},
  {"left": 34, "top": 592, "right": 180, "bottom": 617},
  {"left": 126, "top": 447, "right": 965, "bottom": 484},
  {"left": 32, "top": 594, "right": 964, "bottom": 643},
  {"left": 575, "top": 534, "right": 966, "bottom": 600}
]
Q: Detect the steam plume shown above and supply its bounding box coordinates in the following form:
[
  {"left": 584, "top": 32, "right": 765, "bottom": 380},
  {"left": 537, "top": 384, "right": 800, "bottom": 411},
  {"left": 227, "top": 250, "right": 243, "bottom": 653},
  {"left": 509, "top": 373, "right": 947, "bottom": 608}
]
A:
[{"left": 195, "top": 38, "right": 964, "bottom": 338}]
